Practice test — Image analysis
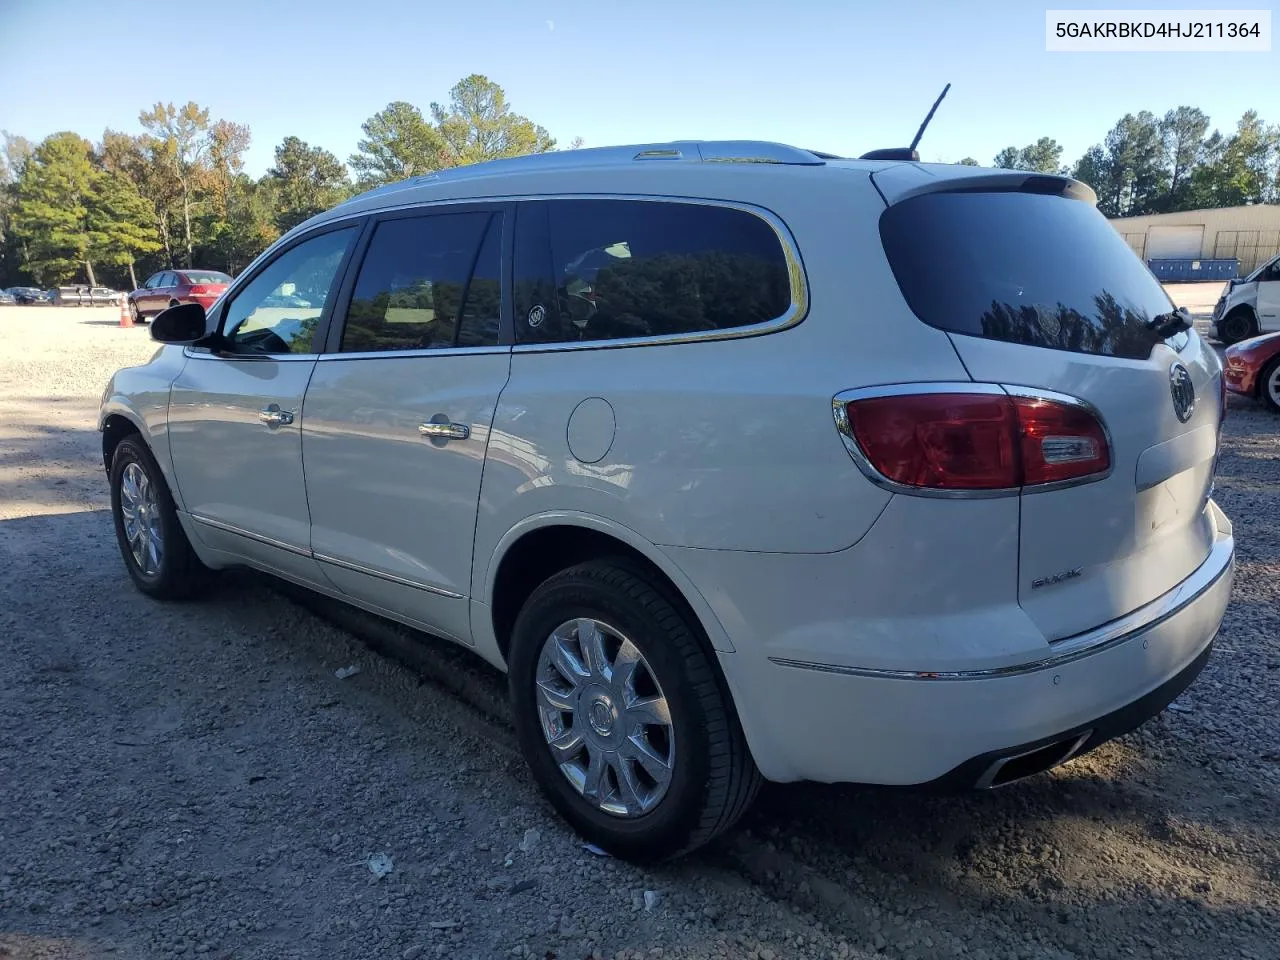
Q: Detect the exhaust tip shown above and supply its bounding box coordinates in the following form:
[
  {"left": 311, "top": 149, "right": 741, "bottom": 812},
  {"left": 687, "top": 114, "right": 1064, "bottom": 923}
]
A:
[{"left": 975, "top": 731, "right": 1093, "bottom": 789}]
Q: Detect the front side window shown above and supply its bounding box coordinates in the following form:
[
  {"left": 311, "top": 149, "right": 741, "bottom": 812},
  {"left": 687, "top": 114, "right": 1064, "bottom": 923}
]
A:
[
  {"left": 222, "top": 227, "right": 357, "bottom": 355},
  {"left": 514, "top": 199, "right": 793, "bottom": 344},
  {"left": 339, "top": 211, "right": 502, "bottom": 354},
  {"left": 145, "top": 274, "right": 164, "bottom": 289}
]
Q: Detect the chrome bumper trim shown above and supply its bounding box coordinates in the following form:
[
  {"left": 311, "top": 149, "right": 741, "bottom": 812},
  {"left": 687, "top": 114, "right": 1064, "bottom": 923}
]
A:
[{"left": 769, "top": 533, "right": 1233, "bottom": 682}]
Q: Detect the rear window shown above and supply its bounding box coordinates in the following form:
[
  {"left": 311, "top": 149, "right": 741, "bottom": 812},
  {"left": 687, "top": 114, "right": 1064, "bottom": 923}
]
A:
[
  {"left": 879, "top": 191, "right": 1175, "bottom": 360},
  {"left": 181, "top": 271, "right": 232, "bottom": 284}
]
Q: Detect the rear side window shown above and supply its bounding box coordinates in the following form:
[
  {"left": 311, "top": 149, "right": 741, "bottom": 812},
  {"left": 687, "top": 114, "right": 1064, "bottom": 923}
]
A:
[
  {"left": 181, "top": 271, "right": 232, "bottom": 284},
  {"left": 341, "top": 211, "right": 502, "bottom": 354},
  {"left": 513, "top": 199, "right": 792, "bottom": 344},
  {"left": 879, "top": 191, "right": 1175, "bottom": 360}
]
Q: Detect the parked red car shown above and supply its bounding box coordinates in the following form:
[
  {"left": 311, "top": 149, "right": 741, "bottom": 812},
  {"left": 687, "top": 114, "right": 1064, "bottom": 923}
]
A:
[
  {"left": 127, "top": 269, "right": 231, "bottom": 324},
  {"left": 1223, "top": 330, "right": 1280, "bottom": 412}
]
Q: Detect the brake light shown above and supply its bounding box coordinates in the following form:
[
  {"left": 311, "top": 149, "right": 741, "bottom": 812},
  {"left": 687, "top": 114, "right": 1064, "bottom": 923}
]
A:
[{"left": 839, "top": 391, "right": 1110, "bottom": 491}]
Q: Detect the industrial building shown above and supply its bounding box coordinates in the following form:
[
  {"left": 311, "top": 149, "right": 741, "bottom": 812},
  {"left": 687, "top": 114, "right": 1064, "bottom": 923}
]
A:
[{"left": 1108, "top": 204, "right": 1280, "bottom": 278}]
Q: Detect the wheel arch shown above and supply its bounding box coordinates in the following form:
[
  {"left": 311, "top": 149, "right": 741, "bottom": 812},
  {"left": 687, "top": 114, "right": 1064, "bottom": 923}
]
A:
[
  {"left": 481, "top": 513, "right": 737, "bottom": 668},
  {"left": 101, "top": 409, "right": 145, "bottom": 475}
]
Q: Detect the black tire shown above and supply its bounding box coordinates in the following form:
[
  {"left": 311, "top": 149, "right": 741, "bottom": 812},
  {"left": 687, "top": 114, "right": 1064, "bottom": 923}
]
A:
[
  {"left": 508, "top": 558, "right": 761, "bottom": 862},
  {"left": 128, "top": 299, "right": 141, "bottom": 324},
  {"left": 1219, "top": 308, "right": 1256, "bottom": 345},
  {"left": 1261, "top": 355, "right": 1280, "bottom": 413},
  {"left": 109, "top": 435, "right": 211, "bottom": 599}
]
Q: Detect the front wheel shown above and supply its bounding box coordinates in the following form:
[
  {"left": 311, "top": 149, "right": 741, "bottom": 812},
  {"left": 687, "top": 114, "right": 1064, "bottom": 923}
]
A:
[
  {"left": 508, "top": 559, "right": 760, "bottom": 862},
  {"left": 1261, "top": 356, "right": 1280, "bottom": 413},
  {"left": 109, "top": 435, "right": 211, "bottom": 599},
  {"left": 1219, "top": 308, "right": 1256, "bottom": 345},
  {"left": 128, "top": 299, "right": 141, "bottom": 324}
]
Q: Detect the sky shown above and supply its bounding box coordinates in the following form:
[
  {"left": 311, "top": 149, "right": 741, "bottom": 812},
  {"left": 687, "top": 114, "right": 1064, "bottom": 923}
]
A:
[{"left": 0, "top": 0, "right": 1272, "bottom": 178}]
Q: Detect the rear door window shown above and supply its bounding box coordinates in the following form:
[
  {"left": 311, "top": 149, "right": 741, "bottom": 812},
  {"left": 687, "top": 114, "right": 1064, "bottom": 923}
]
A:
[
  {"left": 513, "top": 199, "right": 793, "bottom": 344},
  {"left": 340, "top": 211, "right": 502, "bottom": 353},
  {"left": 879, "top": 191, "right": 1177, "bottom": 360}
]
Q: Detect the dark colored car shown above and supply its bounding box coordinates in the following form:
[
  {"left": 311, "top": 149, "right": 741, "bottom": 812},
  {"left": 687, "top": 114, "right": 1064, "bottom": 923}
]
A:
[
  {"left": 1224, "top": 330, "right": 1280, "bottom": 412},
  {"left": 7, "top": 286, "right": 53, "bottom": 305},
  {"left": 128, "top": 269, "right": 232, "bottom": 323}
]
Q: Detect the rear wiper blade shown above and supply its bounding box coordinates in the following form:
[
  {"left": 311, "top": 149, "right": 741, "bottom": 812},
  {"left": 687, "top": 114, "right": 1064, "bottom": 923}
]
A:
[{"left": 1146, "top": 307, "right": 1193, "bottom": 338}]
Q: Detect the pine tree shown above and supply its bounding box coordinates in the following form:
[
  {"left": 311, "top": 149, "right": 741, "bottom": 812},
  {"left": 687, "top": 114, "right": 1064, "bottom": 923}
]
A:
[
  {"left": 11, "top": 132, "right": 101, "bottom": 285},
  {"left": 89, "top": 167, "right": 162, "bottom": 289}
]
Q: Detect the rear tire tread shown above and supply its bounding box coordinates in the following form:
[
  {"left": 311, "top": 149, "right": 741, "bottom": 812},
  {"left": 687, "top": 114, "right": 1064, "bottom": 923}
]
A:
[{"left": 513, "top": 558, "right": 761, "bottom": 861}]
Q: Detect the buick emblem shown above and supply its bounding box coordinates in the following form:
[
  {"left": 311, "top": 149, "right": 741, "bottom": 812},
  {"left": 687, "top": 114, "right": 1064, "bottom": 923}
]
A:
[
  {"left": 1169, "top": 363, "right": 1195, "bottom": 423},
  {"left": 526, "top": 304, "right": 546, "bottom": 328}
]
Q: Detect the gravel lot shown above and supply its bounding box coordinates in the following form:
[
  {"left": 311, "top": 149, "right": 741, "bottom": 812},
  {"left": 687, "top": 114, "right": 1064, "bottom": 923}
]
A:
[{"left": 1, "top": 304, "right": 1277, "bottom": 960}]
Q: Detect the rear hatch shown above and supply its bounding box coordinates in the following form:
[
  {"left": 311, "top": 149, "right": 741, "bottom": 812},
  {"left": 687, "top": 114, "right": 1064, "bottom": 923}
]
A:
[{"left": 874, "top": 168, "right": 1224, "bottom": 641}]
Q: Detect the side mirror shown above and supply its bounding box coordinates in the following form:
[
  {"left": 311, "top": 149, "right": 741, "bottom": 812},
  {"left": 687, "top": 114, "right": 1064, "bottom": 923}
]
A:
[{"left": 150, "top": 302, "right": 208, "bottom": 344}]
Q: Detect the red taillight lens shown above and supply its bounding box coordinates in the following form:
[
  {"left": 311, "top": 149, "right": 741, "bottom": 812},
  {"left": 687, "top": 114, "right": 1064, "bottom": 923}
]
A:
[
  {"left": 843, "top": 392, "right": 1109, "bottom": 491},
  {"left": 845, "top": 394, "right": 1019, "bottom": 488}
]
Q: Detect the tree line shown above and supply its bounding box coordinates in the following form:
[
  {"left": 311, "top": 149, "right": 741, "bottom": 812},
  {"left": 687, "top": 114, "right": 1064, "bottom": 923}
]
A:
[
  {"left": 2, "top": 88, "right": 1275, "bottom": 290},
  {"left": 958, "top": 107, "right": 1279, "bottom": 218},
  {"left": 0, "top": 74, "right": 578, "bottom": 289}
]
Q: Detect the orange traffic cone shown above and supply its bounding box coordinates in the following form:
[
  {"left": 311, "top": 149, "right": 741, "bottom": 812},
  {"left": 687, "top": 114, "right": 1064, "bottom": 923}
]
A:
[{"left": 119, "top": 293, "right": 133, "bottom": 328}]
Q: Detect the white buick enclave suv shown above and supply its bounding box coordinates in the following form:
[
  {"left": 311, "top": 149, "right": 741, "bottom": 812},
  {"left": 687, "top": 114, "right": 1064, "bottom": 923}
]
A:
[{"left": 99, "top": 141, "right": 1235, "bottom": 861}]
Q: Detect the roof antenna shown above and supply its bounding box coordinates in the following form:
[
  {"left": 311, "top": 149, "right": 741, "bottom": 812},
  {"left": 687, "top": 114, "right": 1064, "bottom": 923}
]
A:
[
  {"left": 910, "top": 82, "right": 951, "bottom": 153},
  {"left": 859, "top": 82, "right": 952, "bottom": 162}
]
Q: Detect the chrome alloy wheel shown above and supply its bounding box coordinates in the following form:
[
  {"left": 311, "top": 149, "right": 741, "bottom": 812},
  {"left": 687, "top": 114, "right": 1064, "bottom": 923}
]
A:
[
  {"left": 534, "top": 618, "right": 675, "bottom": 817},
  {"left": 119, "top": 461, "right": 163, "bottom": 576},
  {"left": 1267, "top": 362, "right": 1280, "bottom": 409}
]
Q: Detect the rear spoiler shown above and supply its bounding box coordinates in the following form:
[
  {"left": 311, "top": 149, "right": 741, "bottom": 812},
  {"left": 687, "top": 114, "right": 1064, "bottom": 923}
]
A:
[{"left": 870, "top": 164, "right": 1097, "bottom": 207}]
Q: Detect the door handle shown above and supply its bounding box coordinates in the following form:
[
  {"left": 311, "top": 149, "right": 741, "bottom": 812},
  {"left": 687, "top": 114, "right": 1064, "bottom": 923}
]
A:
[
  {"left": 258, "top": 405, "right": 295, "bottom": 427},
  {"left": 418, "top": 421, "right": 470, "bottom": 440}
]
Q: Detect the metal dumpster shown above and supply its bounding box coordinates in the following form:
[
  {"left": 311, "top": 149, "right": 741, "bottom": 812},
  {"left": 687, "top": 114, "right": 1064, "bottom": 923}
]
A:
[{"left": 1146, "top": 258, "right": 1240, "bottom": 282}]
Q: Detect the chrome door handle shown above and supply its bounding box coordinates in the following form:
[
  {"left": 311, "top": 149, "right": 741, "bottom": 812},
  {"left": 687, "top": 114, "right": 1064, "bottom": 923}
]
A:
[
  {"left": 418, "top": 421, "right": 470, "bottom": 440},
  {"left": 258, "top": 405, "right": 294, "bottom": 427}
]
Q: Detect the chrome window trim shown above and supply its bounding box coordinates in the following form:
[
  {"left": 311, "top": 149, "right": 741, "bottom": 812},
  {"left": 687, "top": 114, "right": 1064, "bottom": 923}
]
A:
[
  {"left": 831, "top": 382, "right": 1114, "bottom": 500},
  {"left": 316, "top": 345, "right": 510, "bottom": 362},
  {"left": 189, "top": 512, "right": 311, "bottom": 558},
  {"left": 768, "top": 534, "right": 1232, "bottom": 682},
  {"left": 302, "top": 193, "right": 808, "bottom": 353},
  {"left": 183, "top": 349, "right": 320, "bottom": 363},
  {"left": 313, "top": 552, "right": 464, "bottom": 599}
]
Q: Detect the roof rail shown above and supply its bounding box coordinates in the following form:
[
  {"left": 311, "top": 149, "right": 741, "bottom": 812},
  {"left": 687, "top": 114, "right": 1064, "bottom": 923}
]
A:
[{"left": 336, "top": 140, "right": 834, "bottom": 206}]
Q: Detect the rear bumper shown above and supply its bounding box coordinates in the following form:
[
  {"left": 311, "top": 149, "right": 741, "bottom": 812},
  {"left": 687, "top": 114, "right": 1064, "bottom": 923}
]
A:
[
  {"left": 712, "top": 501, "right": 1234, "bottom": 785},
  {"left": 924, "top": 638, "right": 1213, "bottom": 790}
]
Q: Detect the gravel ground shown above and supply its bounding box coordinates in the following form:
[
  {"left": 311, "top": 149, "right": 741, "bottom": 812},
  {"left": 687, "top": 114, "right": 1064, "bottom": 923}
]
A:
[{"left": 1, "top": 305, "right": 1277, "bottom": 960}]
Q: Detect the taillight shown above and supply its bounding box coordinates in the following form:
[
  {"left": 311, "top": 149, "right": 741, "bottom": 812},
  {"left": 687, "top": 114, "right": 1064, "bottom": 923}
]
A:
[{"left": 837, "top": 390, "right": 1110, "bottom": 491}]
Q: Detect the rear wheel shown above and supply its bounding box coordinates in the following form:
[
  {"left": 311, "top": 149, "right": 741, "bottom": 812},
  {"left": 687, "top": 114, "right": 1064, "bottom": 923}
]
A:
[
  {"left": 1261, "top": 356, "right": 1280, "bottom": 413},
  {"left": 507, "top": 559, "right": 760, "bottom": 862},
  {"left": 110, "top": 435, "right": 211, "bottom": 599},
  {"left": 1219, "top": 307, "right": 1256, "bottom": 345}
]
